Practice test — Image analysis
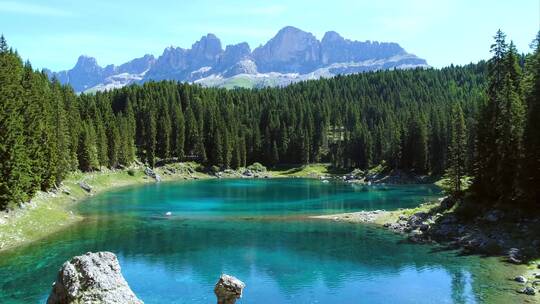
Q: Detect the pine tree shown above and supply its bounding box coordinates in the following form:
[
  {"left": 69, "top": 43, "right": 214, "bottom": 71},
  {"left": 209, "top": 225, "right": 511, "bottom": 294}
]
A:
[
  {"left": 0, "top": 41, "right": 31, "bottom": 208},
  {"left": 523, "top": 31, "right": 540, "bottom": 205},
  {"left": 494, "top": 42, "right": 525, "bottom": 201},
  {"left": 77, "top": 122, "right": 99, "bottom": 172},
  {"left": 473, "top": 30, "right": 509, "bottom": 201},
  {"left": 156, "top": 101, "right": 171, "bottom": 160},
  {"left": 171, "top": 103, "right": 185, "bottom": 159},
  {"left": 444, "top": 103, "right": 467, "bottom": 196}
]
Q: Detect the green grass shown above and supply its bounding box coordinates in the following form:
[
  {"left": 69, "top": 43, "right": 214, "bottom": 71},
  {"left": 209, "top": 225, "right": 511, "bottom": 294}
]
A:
[
  {"left": 221, "top": 77, "right": 256, "bottom": 89},
  {"left": 269, "top": 163, "right": 347, "bottom": 177},
  {"left": 435, "top": 176, "right": 473, "bottom": 193}
]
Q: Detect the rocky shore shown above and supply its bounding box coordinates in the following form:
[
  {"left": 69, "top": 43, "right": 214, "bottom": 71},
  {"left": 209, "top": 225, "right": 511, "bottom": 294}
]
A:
[{"left": 315, "top": 196, "right": 540, "bottom": 297}]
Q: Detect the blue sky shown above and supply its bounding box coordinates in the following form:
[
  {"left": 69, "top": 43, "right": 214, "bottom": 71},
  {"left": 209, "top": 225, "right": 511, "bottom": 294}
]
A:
[{"left": 0, "top": 0, "right": 538, "bottom": 71}]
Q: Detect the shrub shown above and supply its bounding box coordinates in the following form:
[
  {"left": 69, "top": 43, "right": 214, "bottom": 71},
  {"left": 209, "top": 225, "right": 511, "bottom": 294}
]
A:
[{"left": 247, "top": 162, "right": 267, "bottom": 172}]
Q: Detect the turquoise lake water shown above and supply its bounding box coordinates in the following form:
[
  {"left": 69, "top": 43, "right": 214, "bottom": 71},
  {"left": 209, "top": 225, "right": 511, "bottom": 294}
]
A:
[{"left": 0, "top": 179, "right": 524, "bottom": 303}]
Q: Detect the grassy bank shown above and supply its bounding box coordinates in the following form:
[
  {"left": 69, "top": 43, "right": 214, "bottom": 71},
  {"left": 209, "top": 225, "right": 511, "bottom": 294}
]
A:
[
  {"left": 270, "top": 163, "right": 348, "bottom": 178},
  {"left": 0, "top": 163, "right": 210, "bottom": 253}
]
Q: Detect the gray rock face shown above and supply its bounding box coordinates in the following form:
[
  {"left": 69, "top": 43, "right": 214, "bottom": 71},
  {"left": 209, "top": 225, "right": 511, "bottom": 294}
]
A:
[
  {"left": 48, "top": 26, "right": 429, "bottom": 92},
  {"left": 222, "top": 59, "right": 258, "bottom": 77},
  {"left": 47, "top": 252, "right": 143, "bottom": 304},
  {"left": 214, "top": 274, "right": 245, "bottom": 304},
  {"left": 252, "top": 26, "right": 321, "bottom": 73},
  {"left": 117, "top": 55, "right": 155, "bottom": 75}
]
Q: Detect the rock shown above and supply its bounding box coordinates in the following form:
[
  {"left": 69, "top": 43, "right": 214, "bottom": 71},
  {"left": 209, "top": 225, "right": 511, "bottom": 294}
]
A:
[
  {"left": 78, "top": 182, "right": 92, "bottom": 193},
  {"left": 483, "top": 210, "right": 504, "bottom": 222},
  {"left": 508, "top": 248, "right": 523, "bottom": 264},
  {"left": 408, "top": 229, "right": 424, "bottom": 243},
  {"left": 406, "top": 212, "right": 429, "bottom": 230},
  {"left": 144, "top": 167, "right": 161, "bottom": 182},
  {"left": 439, "top": 196, "right": 455, "bottom": 210},
  {"left": 144, "top": 167, "right": 156, "bottom": 177},
  {"left": 214, "top": 274, "right": 245, "bottom": 304},
  {"left": 520, "top": 286, "right": 536, "bottom": 296},
  {"left": 515, "top": 276, "right": 527, "bottom": 283},
  {"left": 47, "top": 252, "right": 143, "bottom": 304},
  {"left": 419, "top": 223, "right": 430, "bottom": 232},
  {"left": 440, "top": 214, "right": 458, "bottom": 224},
  {"left": 165, "top": 212, "right": 172, "bottom": 216}
]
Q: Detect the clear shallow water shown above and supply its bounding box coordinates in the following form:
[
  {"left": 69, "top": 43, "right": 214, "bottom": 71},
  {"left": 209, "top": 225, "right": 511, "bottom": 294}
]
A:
[
  {"left": 76, "top": 179, "right": 441, "bottom": 218},
  {"left": 0, "top": 179, "right": 523, "bottom": 303}
]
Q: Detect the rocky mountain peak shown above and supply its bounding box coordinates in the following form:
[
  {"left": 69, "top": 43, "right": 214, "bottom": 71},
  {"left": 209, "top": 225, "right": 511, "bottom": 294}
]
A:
[
  {"left": 252, "top": 26, "right": 320, "bottom": 73},
  {"left": 49, "top": 26, "right": 429, "bottom": 92},
  {"left": 74, "top": 55, "right": 100, "bottom": 71},
  {"left": 322, "top": 31, "right": 345, "bottom": 43},
  {"left": 191, "top": 33, "right": 223, "bottom": 62}
]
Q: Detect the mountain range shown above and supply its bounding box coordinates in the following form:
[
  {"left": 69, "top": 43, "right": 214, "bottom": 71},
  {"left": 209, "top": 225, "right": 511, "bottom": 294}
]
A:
[{"left": 45, "top": 26, "right": 429, "bottom": 92}]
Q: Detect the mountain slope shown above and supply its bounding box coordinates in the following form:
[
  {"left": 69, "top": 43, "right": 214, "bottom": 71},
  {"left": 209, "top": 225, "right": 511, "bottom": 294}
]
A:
[{"left": 46, "top": 26, "right": 429, "bottom": 92}]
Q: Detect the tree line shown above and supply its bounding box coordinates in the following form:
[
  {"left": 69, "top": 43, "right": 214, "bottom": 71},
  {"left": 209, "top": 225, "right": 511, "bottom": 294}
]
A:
[
  {"left": 467, "top": 30, "right": 540, "bottom": 209},
  {"left": 0, "top": 31, "right": 538, "bottom": 211}
]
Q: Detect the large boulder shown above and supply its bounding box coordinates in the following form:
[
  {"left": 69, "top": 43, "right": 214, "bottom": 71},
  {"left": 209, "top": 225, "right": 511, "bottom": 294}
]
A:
[
  {"left": 47, "top": 252, "right": 143, "bottom": 304},
  {"left": 214, "top": 274, "right": 245, "bottom": 304}
]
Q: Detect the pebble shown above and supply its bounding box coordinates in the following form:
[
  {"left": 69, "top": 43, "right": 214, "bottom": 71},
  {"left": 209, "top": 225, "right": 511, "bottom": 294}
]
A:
[
  {"left": 515, "top": 276, "right": 527, "bottom": 283},
  {"left": 165, "top": 212, "right": 172, "bottom": 216}
]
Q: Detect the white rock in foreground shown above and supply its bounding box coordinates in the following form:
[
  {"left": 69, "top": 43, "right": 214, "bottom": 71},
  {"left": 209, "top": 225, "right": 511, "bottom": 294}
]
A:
[
  {"left": 214, "top": 274, "right": 245, "bottom": 304},
  {"left": 47, "top": 251, "right": 143, "bottom": 304}
]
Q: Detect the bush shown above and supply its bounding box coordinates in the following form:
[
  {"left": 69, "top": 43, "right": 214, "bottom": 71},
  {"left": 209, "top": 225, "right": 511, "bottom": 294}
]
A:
[
  {"left": 247, "top": 162, "right": 267, "bottom": 172},
  {"left": 209, "top": 165, "right": 221, "bottom": 174},
  {"left": 127, "top": 168, "right": 136, "bottom": 176}
]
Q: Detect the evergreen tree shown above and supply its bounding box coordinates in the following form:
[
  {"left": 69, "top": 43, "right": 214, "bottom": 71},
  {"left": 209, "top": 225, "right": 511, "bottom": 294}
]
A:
[
  {"left": 444, "top": 103, "right": 467, "bottom": 196},
  {"left": 523, "top": 31, "right": 540, "bottom": 205},
  {"left": 0, "top": 40, "right": 31, "bottom": 208},
  {"left": 77, "top": 122, "right": 99, "bottom": 171}
]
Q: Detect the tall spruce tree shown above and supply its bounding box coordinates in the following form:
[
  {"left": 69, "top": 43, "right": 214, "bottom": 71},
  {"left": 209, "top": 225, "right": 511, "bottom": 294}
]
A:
[
  {"left": 444, "top": 103, "right": 467, "bottom": 196},
  {"left": 523, "top": 31, "right": 540, "bottom": 206},
  {"left": 0, "top": 38, "right": 31, "bottom": 208}
]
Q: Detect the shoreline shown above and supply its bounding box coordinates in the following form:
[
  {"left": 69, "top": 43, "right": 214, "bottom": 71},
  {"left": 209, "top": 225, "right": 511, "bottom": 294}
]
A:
[
  {"left": 311, "top": 201, "right": 540, "bottom": 298},
  {"left": 2, "top": 164, "right": 537, "bottom": 299},
  {"left": 0, "top": 163, "right": 212, "bottom": 253},
  {"left": 0, "top": 163, "right": 439, "bottom": 253},
  {"left": 0, "top": 162, "right": 331, "bottom": 253}
]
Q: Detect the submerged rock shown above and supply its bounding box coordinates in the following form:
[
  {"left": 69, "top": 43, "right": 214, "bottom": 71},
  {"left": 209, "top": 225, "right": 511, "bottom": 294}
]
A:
[
  {"left": 47, "top": 252, "right": 143, "bottom": 304},
  {"left": 214, "top": 274, "right": 245, "bottom": 304}
]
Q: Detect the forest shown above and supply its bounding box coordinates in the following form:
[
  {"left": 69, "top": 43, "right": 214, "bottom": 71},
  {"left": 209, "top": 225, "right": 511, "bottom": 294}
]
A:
[{"left": 0, "top": 30, "right": 538, "bottom": 211}]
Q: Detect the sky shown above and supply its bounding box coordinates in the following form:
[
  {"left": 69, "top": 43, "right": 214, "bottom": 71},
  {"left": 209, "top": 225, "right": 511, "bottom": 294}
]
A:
[{"left": 0, "top": 0, "right": 538, "bottom": 71}]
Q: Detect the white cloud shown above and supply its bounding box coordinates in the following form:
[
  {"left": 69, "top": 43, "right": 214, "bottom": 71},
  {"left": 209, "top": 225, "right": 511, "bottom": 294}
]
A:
[{"left": 0, "top": 1, "right": 74, "bottom": 17}]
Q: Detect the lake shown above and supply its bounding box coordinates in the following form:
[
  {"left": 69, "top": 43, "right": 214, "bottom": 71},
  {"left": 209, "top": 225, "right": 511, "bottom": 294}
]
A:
[{"left": 0, "top": 179, "right": 522, "bottom": 303}]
